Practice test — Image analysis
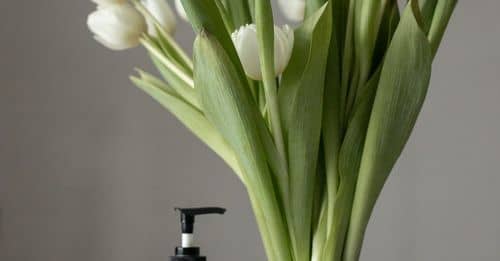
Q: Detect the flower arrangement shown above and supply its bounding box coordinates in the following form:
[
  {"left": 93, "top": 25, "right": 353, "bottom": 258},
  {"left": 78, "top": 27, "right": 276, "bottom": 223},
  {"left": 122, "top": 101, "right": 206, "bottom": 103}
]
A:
[{"left": 86, "top": 0, "right": 457, "bottom": 260}]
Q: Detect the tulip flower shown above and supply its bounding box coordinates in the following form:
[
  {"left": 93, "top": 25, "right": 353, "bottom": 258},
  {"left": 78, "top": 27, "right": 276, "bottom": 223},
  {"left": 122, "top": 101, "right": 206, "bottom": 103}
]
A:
[
  {"left": 174, "top": 0, "right": 188, "bottom": 22},
  {"left": 277, "top": 0, "right": 305, "bottom": 22},
  {"left": 231, "top": 24, "right": 294, "bottom": 80},
  {"left": 142, "top": 0, "right": 176, "bottom": 36},
  {"left": 87, "top": 3, "right": 147, "bottom": 50}
]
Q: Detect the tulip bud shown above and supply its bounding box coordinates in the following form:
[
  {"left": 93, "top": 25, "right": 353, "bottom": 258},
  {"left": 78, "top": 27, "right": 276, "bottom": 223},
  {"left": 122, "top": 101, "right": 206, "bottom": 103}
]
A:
[
  {"left": 231, "top": 24, "right": 294, "bottom": 80},
  {"left": 142, "top": 0, "right": 176, "bottom": 36},
  {"left": 277, "top": 0, "right": 306, "bottom": 22},
  {"left": 87, "top": 3, "right": 147, "bottom": 50},
  {"left": 174, "top": 0, "right": 188, "bottom": 21}
]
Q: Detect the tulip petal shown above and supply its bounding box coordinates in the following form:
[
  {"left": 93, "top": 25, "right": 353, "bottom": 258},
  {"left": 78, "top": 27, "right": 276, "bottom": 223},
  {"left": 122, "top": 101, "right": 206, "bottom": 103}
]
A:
[
  {"left": 87, "top": 3, "right": 146, "bottom": 51},
  {"left": 277, "top": 0, "right": 306, "bottom": 22},
  {"left": 231, "top": 25, "right": 262, "bottom": 80},
  {"left": 93, "top": 35, "right": 134, "bottom": 50},
  {"left": 231, "top": 24, "right": 294, "bottom": 80},
  {"left": 174, "top": 0, "right": 188, "bottom": 21},
  {"left": 274, "top": 25, "right": 294, "bottom": 75},
  {"left": 142, "top": 0, "right": 176, "bottom": 36}
]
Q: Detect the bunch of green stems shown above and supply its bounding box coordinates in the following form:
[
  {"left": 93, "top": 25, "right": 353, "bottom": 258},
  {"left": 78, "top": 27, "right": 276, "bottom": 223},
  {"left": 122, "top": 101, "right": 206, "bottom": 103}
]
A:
[{"left": 131, "top": 1, "right": 457, "bottom": 260}]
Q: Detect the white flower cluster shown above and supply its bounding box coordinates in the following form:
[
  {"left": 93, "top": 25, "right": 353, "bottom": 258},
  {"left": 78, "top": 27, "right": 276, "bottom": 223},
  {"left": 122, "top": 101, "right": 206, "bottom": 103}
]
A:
[
  {"left": 87, "top": 0, "right": 181, "bottom": 50},
  {"left": 87, "top": 0, "right": 297, "bottom": 78}
]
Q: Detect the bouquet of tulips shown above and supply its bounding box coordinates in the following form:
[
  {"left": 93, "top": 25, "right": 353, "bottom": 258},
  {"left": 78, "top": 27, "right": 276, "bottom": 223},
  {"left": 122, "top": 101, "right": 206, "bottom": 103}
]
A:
[{"left": 87, "top": 0, "right": 456, "bottom": 260}]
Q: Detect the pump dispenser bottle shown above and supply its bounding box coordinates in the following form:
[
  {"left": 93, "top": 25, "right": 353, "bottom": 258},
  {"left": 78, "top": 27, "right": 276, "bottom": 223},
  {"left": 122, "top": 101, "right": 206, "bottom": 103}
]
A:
[{"left": 170, "top": 207, "right": 226, "bottom": 261}]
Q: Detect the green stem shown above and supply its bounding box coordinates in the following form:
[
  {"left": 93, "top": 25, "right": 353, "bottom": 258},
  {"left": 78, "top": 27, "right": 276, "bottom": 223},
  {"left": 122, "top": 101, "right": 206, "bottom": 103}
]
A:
[
  {"left": 141, "top": 39, "right": 194, "bottom": 88},
  {"left": 248, "top": 178, "right": 293, "bottom": 261},
  {"left": 214, "top": 0, "right": 235, "bottom": 33},
  {"left": 133, "top": 0, "right": 193, "bottom": 72},
  {"left": 428, "top": 0, "right": 458, "bottom": 58},
  {"left": 247, "top": 189, "right": 279, "bottom": 261},
  {"left": 339, "top": 0, "right": 355, "bottom": 130},
  {"left": 264, "top": 86, "right": 287, "bottom": 167},
  {"left": 254, "top": 0, "right": 289, "bottom": 193}
]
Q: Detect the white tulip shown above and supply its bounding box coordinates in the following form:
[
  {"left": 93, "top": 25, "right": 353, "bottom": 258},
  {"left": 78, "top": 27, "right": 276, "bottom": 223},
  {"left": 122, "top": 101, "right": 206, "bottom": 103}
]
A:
[
  {"left": 142, "top": 0, "right": 177, "bottom": 36},
  {"left": 277, "top": 0, "right": 306, "bottom": 22},
  {"left": 175, "top": 0, "right": 188, "bottom": 21},
  {"left": 231, "top": 24, "right": 294, "bottom": 80},
  {"left": 87, "top": 3, "right": 147, "bottom": 50}
]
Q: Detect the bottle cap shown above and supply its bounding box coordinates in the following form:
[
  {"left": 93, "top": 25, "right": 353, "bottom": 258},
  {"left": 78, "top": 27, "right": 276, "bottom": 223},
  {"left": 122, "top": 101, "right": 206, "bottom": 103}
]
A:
[{"left": 170, "top": 207, "right": 226, "bottom": 261}]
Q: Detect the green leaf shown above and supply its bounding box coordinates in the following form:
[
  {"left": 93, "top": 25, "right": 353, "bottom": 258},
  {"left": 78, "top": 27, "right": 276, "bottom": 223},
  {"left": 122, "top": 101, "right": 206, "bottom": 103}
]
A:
[
  {"left": 321, "top": 72, "right": 380, "bottom": 261},
  {"left": 311, "top": 146, "right": 326, "bottom": 234},
  {"left": 223, "top": 0, "right": 252, "bottom": 28},
  {"left": 331, "top": 0, "right": 350, "bottom": 58},
  {"left": 193, "top": 31, "right": 292, "bottom": 261},
  {"left": 149, "top": 54, "right": 201, "bottom": 110},
  {"left": 353, "top": 0, "right": 390, "bottom": 83},
  {"left": 132, "top": 1, "right": 193, "bottom": 73},
  {"left": 312, "top": 0, "right": 345, "bottom": 258},
  {"left": 153, "top": 24, "right": 193, "bottom": 74},
  {"left": 213, "top": 0, "right": 235, "bottom": 33},
  {"left": 344, "top": 0, "right": 396, "bottom": 122},
  {"left": 247, "top": 0, "right": 256, "bottom": 21},
  {"left": 305, "top": 0, "right": 327, "bottom": 19},
  {"left": 141, "top": 38, "right": 194, "bottom": 89},
  {"left": 420, "top": 0, "right": 438, "bottom": 34},
  {"left": 351, "top": 3, "right": 399, "bottom": 114},
  {"left": 311, "top": 192, "right": 329, "bottom": 261},
  {"left": 180, "top": 0, "right": 247, "bottom": 85},
  {"left": 278, "top": 3, "right": 332, "bottom": 261},
  {"left": 339, "top": 0, "right": 355, "bottom": 127},
  {"left": 370, "top": 1, "right": 400, "bottom": 77},
  {"left": 135, "top": 69, "right": 177, "bottom": 95},
  {"left": 129, "top": 74, "right": 242, "bottom": 180},
  {"left": 343, "top": 2, "right": 433, "bottom": 260}
]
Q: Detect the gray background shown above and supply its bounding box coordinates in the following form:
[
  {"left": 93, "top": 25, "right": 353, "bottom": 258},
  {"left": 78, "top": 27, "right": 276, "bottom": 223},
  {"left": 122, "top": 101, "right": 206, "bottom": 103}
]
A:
[{"left": 1, "top": 1, "right": 499, "bottom": 261}]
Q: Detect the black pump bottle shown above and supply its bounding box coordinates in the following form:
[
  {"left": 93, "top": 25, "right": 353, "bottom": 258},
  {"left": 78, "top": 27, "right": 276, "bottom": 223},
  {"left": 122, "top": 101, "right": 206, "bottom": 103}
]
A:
[{"left": 170, "top": 207, "right": 226, "bottom": 261}]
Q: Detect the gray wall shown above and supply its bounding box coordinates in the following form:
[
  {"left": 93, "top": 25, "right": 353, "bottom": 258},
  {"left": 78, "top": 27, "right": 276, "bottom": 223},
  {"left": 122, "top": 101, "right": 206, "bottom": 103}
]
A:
[{"left": 1, "top": 1, "right": 499, "bottom": 261}]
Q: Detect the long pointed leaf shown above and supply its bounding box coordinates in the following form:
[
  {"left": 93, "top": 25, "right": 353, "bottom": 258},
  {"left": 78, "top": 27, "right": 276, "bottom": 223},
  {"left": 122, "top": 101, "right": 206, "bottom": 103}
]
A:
[
  {"left": 279, "top": 4, "right": 332, "bottom": 261},
  {"left": 193, "top": 32, "right": 292, "bottom": 261},
  {"left": 343, "top": 2, "right": 433, "bottom": 260},
  {"left": 224, "top": 0, "right": 252, "bottom": 28},
  {"left": 149, "top": 54, "right": 201, "bottom": 110},
  {"left": 421, "top": 0, "right": 438, "bottom": 34},
  {"left": 353, "top": 0, "right": 390, "bottom": 83},
  {"left": 314, "top": 1, "right": 350, "bottom": 257},
  {"left": 322, "top": 73, "right": 380, "bottom": 261},
  {"left": 305, "top": 0, "right": 327, "bottom": 18}
]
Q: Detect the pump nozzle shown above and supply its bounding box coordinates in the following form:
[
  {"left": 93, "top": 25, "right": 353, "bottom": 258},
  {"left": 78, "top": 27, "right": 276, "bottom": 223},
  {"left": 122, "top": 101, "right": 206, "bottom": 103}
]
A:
[{"left": 174, "top": 207, "right": 226, "bottom": 248}]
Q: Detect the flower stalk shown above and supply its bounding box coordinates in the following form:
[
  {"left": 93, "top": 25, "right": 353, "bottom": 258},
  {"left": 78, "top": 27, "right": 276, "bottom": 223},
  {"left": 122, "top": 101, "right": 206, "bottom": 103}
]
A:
[{"left": 254, "top": 0, "right": 289, "bottom": 189}]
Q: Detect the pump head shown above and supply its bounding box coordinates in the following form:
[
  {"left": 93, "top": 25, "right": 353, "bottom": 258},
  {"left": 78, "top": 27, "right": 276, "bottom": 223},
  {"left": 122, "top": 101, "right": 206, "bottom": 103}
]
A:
[
  {"left": 175, "top": 207, "right": 226, "bottom": 234},
  {"left": 170, "top": 207, "right": 226, "bottom": 261}
]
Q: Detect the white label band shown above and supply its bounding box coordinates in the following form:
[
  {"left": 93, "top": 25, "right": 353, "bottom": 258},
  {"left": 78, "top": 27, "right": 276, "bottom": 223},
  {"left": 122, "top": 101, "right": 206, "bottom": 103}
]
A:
[{"left": 182, "top": 233, "right": 194, "bottom": 247}]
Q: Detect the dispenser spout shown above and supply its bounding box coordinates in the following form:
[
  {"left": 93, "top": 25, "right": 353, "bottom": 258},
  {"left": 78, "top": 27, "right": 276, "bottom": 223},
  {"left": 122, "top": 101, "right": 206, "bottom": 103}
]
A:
[{"left": 174, "top": 207, "right": 226, "bottom": 248}]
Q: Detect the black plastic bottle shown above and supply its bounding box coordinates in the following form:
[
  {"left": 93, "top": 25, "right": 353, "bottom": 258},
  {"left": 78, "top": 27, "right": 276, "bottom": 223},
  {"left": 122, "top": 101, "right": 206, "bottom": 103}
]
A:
[{"left": 170, "top": 207, "right": 226, "bottom": 261}]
